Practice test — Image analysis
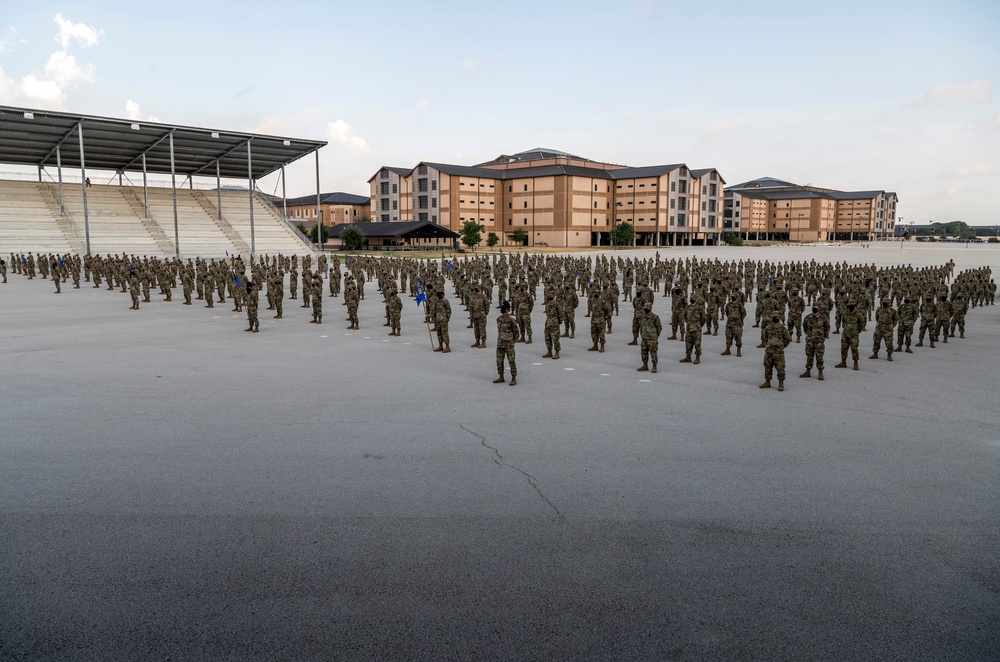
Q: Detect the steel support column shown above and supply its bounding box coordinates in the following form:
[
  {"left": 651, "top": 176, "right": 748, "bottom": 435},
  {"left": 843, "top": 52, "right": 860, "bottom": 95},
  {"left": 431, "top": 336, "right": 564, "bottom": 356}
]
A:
[
  {"left": 247, "top": 140, "right": 255, "bottom": 256},
  {"left": 216, "top": 161, "right": 222, "bottom": 221},
  {"left": 169, "top": 131, "right": 180, "bottom": 257},
  {"left": 56, "top": 145, "right": 64, "bottom": 216},
  {"left": 78, "top": 123, "right": 91, "bottom": 255},
  {"left": 315, "top": 150, "right": 322, "bottom": 253},
  {"left": 142, "top": 154, "right": 148, "bottom": 218}
]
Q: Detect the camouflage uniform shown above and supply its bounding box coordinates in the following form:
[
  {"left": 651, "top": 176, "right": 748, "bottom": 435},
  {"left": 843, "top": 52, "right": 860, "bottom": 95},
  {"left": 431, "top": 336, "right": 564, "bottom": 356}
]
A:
[
  {"left": 543, "top": 295, "right": 562, "bottom": 357},
  {"left": 761, "top": 320, "right": 791, "bottom": 387},
  {"left": 434, "top": 293, "right": 451, "bottom": 351},
  {"left": 896, "top": 298, "right": 918, "bottom": 350},
  {"left": 949, "top": 294, "right": 968, "bottom": 338},
  {"left": 638, "top": 309, "right": 663, "bottom": 371},
  {"left": 495, "top": 311, "right": 518, "bottom": 383},
  {"left": 871, "top": 302, "right": 898, "bottom": 359},
  {"left": 589, "top": 292, "right": 609, "bottom": 351},
  {"left": 837, "top": 306, "right": 866, "bottom": 368},
  {"left": 802, "top": 309, "right": 830, "bottom": 372},
  {"left": 916, "top": 295, "right": 935, "bottom": 347},
  {"left": 681, "top": 298, "right": 704, "bottom": 362},
  {"left": 722, "top": 295, "right": 746, "bottom": 355}
]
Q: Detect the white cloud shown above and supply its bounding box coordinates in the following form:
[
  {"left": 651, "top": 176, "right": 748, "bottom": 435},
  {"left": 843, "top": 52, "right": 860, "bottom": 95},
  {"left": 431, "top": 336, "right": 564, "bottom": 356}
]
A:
[
  {"left": 0, "top": 39, "right": 8, "bottom": 54},
  {"left": 985, "top": 112, "right": 1000, "bottom": 132},
  {"left": 54, "top": 13, "right": 102, "bottom": 49},
  {"left": 328, "top": 119, "right": 370, "bottom": 154},
  {"left": 956, "top": 163, "right": 994, "bottom": 177},
  {"left": 412, "top": 98, "right": 429, "bottom": 114},
  {"left": 125, "top": 99, "right": 142, "bottom": 120},
  {"left": 20, "top": 74, "right": 64, "bottom": 105},
  {"left": 0, "top": 66, "right": 18, "bottom": 103},
  {"left": 43, "top": 50, "right": 95, "bottom": 86},
  {"left": 461, "top": 58, "right": 475, "bottom": 69},
  {"left": 906, "top": 79, "right": 992, "bottom": 108},
  {"left": 700, "top": 121, "right": 737, "bottom": 138}
]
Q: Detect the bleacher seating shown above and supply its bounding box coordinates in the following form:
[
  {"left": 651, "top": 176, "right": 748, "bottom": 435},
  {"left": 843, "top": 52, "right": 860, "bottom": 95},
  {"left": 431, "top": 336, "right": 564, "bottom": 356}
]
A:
[
  {"left": 0, "top": 180, "right": 312, "bottom": 257},
  {"left": 0, "top": 181, "right": 76, "bottom": 255}
]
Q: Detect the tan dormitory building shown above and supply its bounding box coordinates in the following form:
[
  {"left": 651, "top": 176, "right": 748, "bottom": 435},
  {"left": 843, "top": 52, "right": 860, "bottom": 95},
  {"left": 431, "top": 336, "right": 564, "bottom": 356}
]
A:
[
  {"left": 723, "top": 177, "right": 898, "bottom": 242},
  {"left": 368, "top": 149, "right": 725, "bottom": 248},
  {"left": 281, "top": 191, "right": 371, "bottom": 227}
]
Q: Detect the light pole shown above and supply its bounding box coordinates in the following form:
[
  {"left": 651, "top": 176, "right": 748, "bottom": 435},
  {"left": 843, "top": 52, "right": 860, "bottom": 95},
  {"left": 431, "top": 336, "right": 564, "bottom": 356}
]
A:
[{"left": 897, "top": 216, "right": 905, "bottom": 249}]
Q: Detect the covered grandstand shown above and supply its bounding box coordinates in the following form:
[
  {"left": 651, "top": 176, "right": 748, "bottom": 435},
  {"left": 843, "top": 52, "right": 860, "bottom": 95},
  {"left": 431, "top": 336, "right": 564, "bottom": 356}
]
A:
[{"left": 0, "top": 106, "right": 328, "bottom": 257}]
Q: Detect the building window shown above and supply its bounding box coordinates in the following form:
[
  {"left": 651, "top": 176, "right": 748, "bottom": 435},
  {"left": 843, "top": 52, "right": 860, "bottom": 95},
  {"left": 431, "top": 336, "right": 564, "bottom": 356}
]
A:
[
  {"left": 677, "top": 197, "right": 686, "bottom": 211},
  {"left": 524, "top": 202, "right": 528, "bottom": 208},
  {"left": 392, "top": 200, "right": 397, "bottom": 210},
  {"left": 523, "top": 219, "right": 527, "bottom": 225},
  {"left": 418, "top": 165, "right": 427, "bottom": 175},
  {"left": 669, "top": 216, "right": 675, "bottom": 226},
  {"left": 419, "top": 212, "right": 428, "bottom": 222},
  {"left": 380, "top": 171, "right": 388, "bottom": 180},
  {"left": 702, "top": 185, "right": 707, "bottom": 195},
  {"left": 432, "top": 198, "right": 437, "bottom": 208},
  {"left": 670, "top": 181, "right": 676, "bottom": 192},
  {"left": 508, "top": 186, "right": 512, "bottom": 192},
  {"left": 678, "top": 180, "right": 687, "bottom": 194},
  {"left": 381, "top": 198, "right": 389, "bottom": 211},
  {"left": 670, "top": 199, "right": 675, "bottom": 209},
  {"left": 431, "top": 181, "right": 437, "bottom": 191},
  {"left": 701, "top": 201, "right": 707, "bottom": 211},
  {"left": 709, "top": 215, "right": 716, "bottom": 228},
  {"left": 523, "top": 184, "right": 528, "bottom": 191},
  {"left": 709, "top": 200, "right": 717, "bottom": 212},
  {"left": 380, "top": 182, "right": 389, "bottom": 195},
  {"left": 381, "top": 214, "right": 389, "bottom": 221},
  {"left": 432, "top": 215, "right": 437, "bottom": 223},
  {"left": 391, "top": 183, "right": 397, "bottom": 194},
  {"left": 709, "top": 183, "right": 717, "bottom": 196},
  {"left": 508, "top": 202, "right": 512, "bottom": 209},
  {"left": 418, "top": 195, "right": 428, "bottom": 209},
  {"left": 418, "top": 179, "right": 428, "bottom": 192}
]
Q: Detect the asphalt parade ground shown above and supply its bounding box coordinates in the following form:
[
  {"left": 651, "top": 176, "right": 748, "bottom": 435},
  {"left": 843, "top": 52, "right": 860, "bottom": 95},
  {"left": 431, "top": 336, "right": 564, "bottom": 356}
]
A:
[{"left": 1, "top": 243, "right": 998, "bottom": 660}]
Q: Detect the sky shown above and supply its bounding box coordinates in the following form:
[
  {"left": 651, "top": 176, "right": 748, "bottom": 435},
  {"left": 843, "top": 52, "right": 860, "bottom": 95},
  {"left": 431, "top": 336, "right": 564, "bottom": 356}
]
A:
[{"left": 1, "top": 0, "right": 998, "bottom": 225}]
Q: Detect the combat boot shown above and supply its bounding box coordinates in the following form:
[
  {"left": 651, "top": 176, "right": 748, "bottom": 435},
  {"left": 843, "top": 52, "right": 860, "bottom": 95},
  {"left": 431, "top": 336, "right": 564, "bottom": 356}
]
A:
[
  {"left": 434, "top": 345, "right": 443, "bottom": 352},
  {"left": 869, "top": 352, "right": 878, "bottom": 359},
  {"left": 599, "top": 342, "right": 605, "bottom": 353},
  {"left": 443, "top": 345, "right": 451, "bottom": 353},
  {"left": 628, "top": 335, "right": 638, "bottom": 346},
  {"left": 693, "top": 357, "right": 700, "bottom": 365},
  {"left": 472, "top": 341, "right": 480, "bottom": 347},
  {"left": 756, "top": 342, "right": 765, "bottom": 348},
  {"left": 886, "top": 353, "right": 892, "bottom": 361},
  {"left": 929, "top": 340, "right": 935, "bottom": 348},
  {"left": 894, "top": 344, "right": 902, "bottom": 352},
  {"left": 667, "top": 333, "right": 677, "bottom": 340},
  {"left": 637, "top": 363, "right": 649, "bottom": 372},
  {"left": 835, "top": 360, "right": 847, "bottom": 368},
  {"left": 543, "top": 350, "right": 553, "bottom": 358},
  {"left": 509, "top": 377, "right": 517, "bottom": 386},
  {"left": 853, "top": 360, "right": 859, "bottom": 370},
  {"left": 905, "top": 346, "right": 912, "bottom": 353},
  {"left": 721, "top": 347, "right": 732, "bottom": 356},
  {"left": 651, "top": 364, "right": 657, "bottom": 373},
  {"left": 799, "top": 369, "right": 811, "bottom": 378},
  {"left": 942, "top": 336, "right": 947, "bottom": 343},
  {"left": 758, "top": 380, "right": 771, "bottom": 389},
  {"left": 736, "top": 348, "right": 742, "bottom": 357},
  {"left": 588, "top": 344, "right": 598, "bottom": 351},
  {"left": 796, "top": 336, "right": 801, "bottom": 343},
  {"left": 679, "top": 355, "right": 692, "bottom": 363},
  {"left": 526, "top": 337, "right": 533, "bottom": 344},
  {"left": 916, "top": 340, "right": 923, "bottom": 347},
  {"left": 778, "top": 380, "right": 784, "bottom": 392},
  {"left": 818, "top": 369, "right": 824, "bottom": 381},
  {"left": 570, "top": 332, "right": 575, "bottom": 339},
  {"left": 553, "top": 351, "right": 559, "bottom": 360},
  {"left": 493, "top": 375, "right": 505, "bottom": 384},
  {"left": 960, "top": 332, "right": 965, "bottom": 338}
]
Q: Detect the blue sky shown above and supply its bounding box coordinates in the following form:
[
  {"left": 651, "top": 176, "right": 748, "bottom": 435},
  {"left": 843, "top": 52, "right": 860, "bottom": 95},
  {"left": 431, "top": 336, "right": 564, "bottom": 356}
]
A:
[{"left": 1, "top": 1, "right": 998, "bottom": 225}]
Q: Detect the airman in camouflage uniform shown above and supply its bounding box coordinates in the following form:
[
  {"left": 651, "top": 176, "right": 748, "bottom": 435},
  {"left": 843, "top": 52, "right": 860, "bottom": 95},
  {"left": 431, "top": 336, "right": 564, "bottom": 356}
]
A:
[
  {"left": 721, "top": 291, "right": 745, "bottom": 357},
  {"left": 800, "top": 305, "right": 830, "bottom": 380},
  {"left": 245, "top": 281, "right": 259, "bottom": 332},
  {"left": 895, "top": 296, "right": 917, "bottom": 353},
  {"left": 949, "top": 293, "right": 967, "bottom": 338},
  {"left": 760, "top": 315, "right": 791, "bottom": 391},
  {"left": 835, "top": 302, "right": 865, "bottom": 370},
  {"left": 542, "top": 292, "right": 562, "bottom": 359},
  {"left": 870, "top": 300, "right": 898, "bottom": 360},
  {"left": 637, "top": 304, "right": 662, "bottom": 373},
  {"left": 588, "top": 290, "right": 609, "bottom": 353},
  {"left": 468, "top": 285, "right": 488, "bottom": 348},
  {"left": 434, "top": 291, "right": 451, "bottom": 353},
  {"left": 679, "top": 295, "right": 704, "bottom": 364},
  {"left": 787, "top": 289, "right": 805, "bottom": 342},
  {"left": 916, "top": 294, "right": 936, "bottom": 348},
  {"left": 311, "top": 272, "right": 323, "bottom": 324},
  {"left": 495, "top": 302, "right": 518, "bottom": 385}
]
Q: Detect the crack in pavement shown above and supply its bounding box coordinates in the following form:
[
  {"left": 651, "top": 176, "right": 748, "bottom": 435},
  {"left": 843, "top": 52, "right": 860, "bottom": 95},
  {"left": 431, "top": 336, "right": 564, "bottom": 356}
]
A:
[{"left": 460, "top": 424, "right": 562, "bottom": 518}]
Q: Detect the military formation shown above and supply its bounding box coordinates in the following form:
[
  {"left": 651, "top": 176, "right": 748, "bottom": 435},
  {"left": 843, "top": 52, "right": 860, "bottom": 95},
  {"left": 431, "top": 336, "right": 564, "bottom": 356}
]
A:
[{"left": 5, "top": 250, "right": 995, "bottom": 390}]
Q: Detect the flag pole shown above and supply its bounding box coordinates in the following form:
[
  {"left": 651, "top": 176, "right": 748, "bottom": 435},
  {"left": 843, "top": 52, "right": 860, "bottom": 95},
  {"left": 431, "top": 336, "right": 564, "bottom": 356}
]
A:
[{"left": 422, "top": 300, "right": 435, "bottom": 350}]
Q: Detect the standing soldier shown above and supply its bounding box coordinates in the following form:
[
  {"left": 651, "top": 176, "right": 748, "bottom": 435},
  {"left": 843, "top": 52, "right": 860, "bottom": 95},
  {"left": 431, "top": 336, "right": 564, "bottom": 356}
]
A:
[
  {"left": 787, "top": 289, "right": 805, "bottom": 342},
  {"left": 245, "top": 281, "right": 260, "bottom": 333},
  {"left": 800, "top": 304, "right": 830, "bottom": 380},
  {"left": 916, "top": 293, "right": 936, "bottom": 348},
  {"left": 949, "top": 293, "right": 968, "bottom": 339},
  {"left": 637, "top": 303, "right": 663, "bottom": 373},
  {"left": 515, "top": 284, "right": 533, "bottom": 344},
  {"left": 434, "top": 290, "right": 451, "bottom": 353},
  {"left": 542, "top": 292, "right": 562, "bottom": 360},
  {"left": 387, "top": 287, "right": 402, "bottom": 336},
  {"left": 896, "top": 296, "right": 918, "bottom": 353},
  {"left": 588, "top": 289, "right": 608, "bottom": 353},
  {"left": 469, "top": 285, "right": 488, "bottom": 348},
  {"left": 835, "top": 301, "right": 865, "bottom": 370},
  {"left": 345, "top": 283, "right": 360, "bottom": 329},
  {"left": 668, "top": 285, "right": 686, "bottom": 340},
  {"left": 128, "top": 271, "right": 140, "bottom": 310},
  {"left": 760, "top": 314, "right": 791, "bottom": 391},
  {"left": 561, "top": 283, "right": 579, "bottom": 338},
  {"left": 934, "top": 294, "right": 952, "bottom": 344},
  {"left": 495, "top": 301, "right": 518, "bottom": 385},
  {"left": 679, "top": 295, "right": 704, "bottom": 364},
  {"left": 870, "top": 299, "right": 899, "bottom": 361},
  {"left": 721, "top": 291, "right": 746, "bottom": 357},
  {"left": 311, "top": 272, "right": 323, "bottom": 324},
  {"left": 272, "top": 269, "right": 284, "bottom": 319},
  {"left": 0, "top": 258, "right": 6, "bottom": 284}
]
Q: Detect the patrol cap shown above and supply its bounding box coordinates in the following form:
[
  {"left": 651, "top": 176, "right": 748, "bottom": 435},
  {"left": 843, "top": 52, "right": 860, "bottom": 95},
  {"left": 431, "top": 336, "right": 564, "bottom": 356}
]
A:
[{"left": 499, "top": 300, "right": 511, "bottom": 312}]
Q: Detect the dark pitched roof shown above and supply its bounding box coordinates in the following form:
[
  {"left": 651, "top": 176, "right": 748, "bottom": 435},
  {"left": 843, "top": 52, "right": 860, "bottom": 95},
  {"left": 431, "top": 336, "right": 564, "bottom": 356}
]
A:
[
  {"left": 727, "top": 176, "right": 798, "bottom": 191},
  {"left": 610, "top": 164, "right": 685, "bottom": 179},
  {"left": 827, "top": 190, "right": 884, "bottom": 200},
  {"left": 281, "top": 192, "right": 370, "bottom": 207},
  {"left": 328, "top": 220, "right": 459, "bottom": 240},
  {"left": 739, "top": 189, "right": 833, "bottom": 201},
  {"left": 420, "top": 162, "right": 502, "bottom": 179},
  {"left": 367, "top": 166, "right": 413, "bottom": 182},
  {"left": 474, "top": 147, "right": 586, "bottom": 166}
]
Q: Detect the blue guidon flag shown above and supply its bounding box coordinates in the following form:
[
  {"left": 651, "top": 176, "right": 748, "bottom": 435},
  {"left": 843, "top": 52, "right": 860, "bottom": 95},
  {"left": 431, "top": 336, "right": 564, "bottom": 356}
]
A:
[{"left": 415, "top": 279, "right": 427, "bottom": 307}]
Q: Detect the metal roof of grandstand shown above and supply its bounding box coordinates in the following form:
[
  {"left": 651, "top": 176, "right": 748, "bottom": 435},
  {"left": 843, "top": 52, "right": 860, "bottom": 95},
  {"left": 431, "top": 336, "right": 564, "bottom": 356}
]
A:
[
  {"left": 328, "top": 220, "right": 459, "bottom": 239},
  {"left": 0, "top": 105, "right": 327, "bottom": 180}
]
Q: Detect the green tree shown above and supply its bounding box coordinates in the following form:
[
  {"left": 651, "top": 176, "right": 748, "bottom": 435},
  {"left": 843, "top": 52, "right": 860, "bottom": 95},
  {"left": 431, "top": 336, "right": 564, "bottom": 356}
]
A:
[
  {"left": 722, "top": 232, "right": 744, "bottom": 246},
  {"left": 460, "top": 221, "right": 485, "bottom": 250},
  {"left": 486, "top": 232, "right": 499, "bottom": 248},
  {"left": 356, "top": 216, "right": 372, "bottom": 223},
  {"left": 339, "top": 225, "right": 365, "bottom": 251},
  {"left": 307, "top": 223, "right": 330, "bottom": 245},
  {"left": 611, "top": 221, "right": 635, "bottom": 247},
  {"left": 511, "top": 227, "right": 527, "bottom": 246}
]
